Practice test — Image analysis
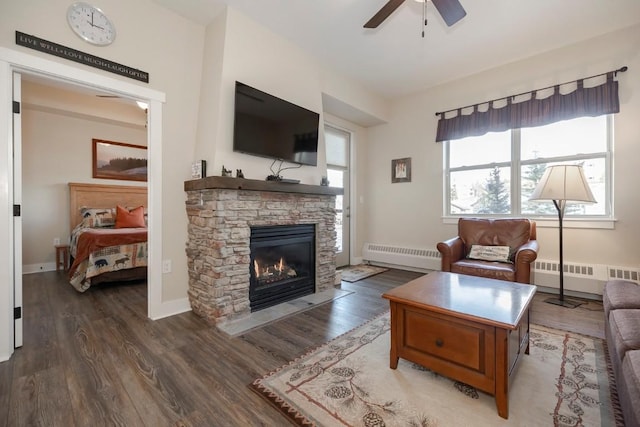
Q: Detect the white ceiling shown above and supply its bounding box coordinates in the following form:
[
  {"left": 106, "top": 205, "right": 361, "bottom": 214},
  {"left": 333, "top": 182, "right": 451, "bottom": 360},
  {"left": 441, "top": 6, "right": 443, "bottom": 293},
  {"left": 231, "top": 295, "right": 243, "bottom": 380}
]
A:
[{"left": 152, "top": 0, "right": 640, "bottom": 100}]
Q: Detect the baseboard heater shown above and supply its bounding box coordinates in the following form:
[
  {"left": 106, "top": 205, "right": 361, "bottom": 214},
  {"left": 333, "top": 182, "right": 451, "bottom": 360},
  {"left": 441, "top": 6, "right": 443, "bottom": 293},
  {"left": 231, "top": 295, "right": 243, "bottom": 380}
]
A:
[
  {"left": 362, "top": 243, "right": 440, "bottom": 271},
  {"left": 533, "top": 259, "right": 640, "bottom": 295}
]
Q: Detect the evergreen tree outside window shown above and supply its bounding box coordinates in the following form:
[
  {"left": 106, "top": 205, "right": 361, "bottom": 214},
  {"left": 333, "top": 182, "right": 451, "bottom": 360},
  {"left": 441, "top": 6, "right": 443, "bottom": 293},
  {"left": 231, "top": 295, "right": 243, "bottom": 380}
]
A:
[{"left": 477, "top": 167, "right": 510, "bottom": 214}]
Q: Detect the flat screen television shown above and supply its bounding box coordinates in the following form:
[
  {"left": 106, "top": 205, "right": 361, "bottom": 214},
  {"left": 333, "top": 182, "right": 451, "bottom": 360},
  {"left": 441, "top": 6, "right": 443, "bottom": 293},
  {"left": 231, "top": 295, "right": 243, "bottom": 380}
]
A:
[{"left": 233, "top": 81, "right": 320, "bottom": 166}]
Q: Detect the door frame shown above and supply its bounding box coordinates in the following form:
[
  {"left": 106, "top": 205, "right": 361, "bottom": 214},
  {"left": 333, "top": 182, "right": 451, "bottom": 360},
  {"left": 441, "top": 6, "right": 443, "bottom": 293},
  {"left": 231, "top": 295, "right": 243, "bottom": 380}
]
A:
[
  {"left": 12, "top": 72, "right": 22, "bottom": 348},
  {"left": 0, "top": 47, "right": 165, "bottom": 361}
]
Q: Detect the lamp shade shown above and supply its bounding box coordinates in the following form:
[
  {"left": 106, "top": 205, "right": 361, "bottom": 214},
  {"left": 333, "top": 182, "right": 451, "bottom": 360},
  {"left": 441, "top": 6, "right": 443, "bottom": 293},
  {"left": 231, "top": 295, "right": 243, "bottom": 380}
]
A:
[{"left": 529, "top": 165, "right": 596, "bottom": 202}]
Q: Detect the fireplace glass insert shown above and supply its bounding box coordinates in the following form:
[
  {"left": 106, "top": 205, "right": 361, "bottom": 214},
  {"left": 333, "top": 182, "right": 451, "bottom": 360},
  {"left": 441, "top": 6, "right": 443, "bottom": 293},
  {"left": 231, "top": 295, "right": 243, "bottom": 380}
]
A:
[{"left": 249, "top": 224, "right": 315, "bottom": 311}]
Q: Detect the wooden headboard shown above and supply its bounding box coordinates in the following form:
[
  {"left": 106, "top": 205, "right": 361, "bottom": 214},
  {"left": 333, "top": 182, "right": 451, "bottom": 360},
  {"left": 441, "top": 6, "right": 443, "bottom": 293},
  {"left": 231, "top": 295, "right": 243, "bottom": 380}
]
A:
[{"left": 69, "top": 182, "right": 147, "bottom": 230}]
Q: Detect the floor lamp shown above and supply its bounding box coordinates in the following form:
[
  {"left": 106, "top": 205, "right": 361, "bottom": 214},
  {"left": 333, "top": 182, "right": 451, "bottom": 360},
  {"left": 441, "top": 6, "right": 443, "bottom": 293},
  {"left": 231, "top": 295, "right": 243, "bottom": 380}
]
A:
[{"left": 529, "top": 165, "right": 596, "bottom": 308}]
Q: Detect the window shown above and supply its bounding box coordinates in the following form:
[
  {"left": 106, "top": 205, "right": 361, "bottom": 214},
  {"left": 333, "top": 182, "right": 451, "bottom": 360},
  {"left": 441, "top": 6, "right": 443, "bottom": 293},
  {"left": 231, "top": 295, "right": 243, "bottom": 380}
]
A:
[{"left": 444, "top": 115, "right": 611, "bottom": 218}]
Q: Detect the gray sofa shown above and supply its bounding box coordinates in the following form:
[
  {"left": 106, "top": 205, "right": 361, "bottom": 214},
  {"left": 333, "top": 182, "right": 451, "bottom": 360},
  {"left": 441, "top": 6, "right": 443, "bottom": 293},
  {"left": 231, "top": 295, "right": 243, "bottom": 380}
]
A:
[{"left": 603, "top": 279, "right": 640, "bottom": 426}]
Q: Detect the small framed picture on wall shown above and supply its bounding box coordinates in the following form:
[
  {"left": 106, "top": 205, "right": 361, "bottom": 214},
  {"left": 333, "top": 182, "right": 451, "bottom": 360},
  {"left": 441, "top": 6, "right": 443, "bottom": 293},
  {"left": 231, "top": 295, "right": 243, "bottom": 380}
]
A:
[{"left": 391, "top": 157, "right": 411, "bottom": 183}]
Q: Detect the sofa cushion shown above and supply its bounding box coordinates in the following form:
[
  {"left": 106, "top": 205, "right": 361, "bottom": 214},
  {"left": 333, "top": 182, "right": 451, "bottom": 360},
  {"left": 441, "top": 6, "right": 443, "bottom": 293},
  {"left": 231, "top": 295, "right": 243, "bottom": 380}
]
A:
[
  {"left": 609, "top": 309, "right": 640, "bottom": 366},
  {"left": 619, "top": 350, "right": 640, "bottom": 427},
  {"left": 603, "top": 280, "right": 640, "bottom": 317}
]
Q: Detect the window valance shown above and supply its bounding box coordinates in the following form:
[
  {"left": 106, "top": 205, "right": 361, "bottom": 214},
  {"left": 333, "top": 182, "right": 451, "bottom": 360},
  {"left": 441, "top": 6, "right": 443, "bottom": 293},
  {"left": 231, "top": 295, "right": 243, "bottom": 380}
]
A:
[{"left": 435, "top": 67, "right": 626, "bottom": 142}]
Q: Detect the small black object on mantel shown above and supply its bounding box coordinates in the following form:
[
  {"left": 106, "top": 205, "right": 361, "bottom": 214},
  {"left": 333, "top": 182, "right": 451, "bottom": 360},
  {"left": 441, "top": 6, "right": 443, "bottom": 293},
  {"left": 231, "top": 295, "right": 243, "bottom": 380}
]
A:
[
  {"left": 221, "top": 165, "right": 233, "bottom": 177},
  {"left": 236, "top": 169, "right": 244, "bottom": 178},
  {"left": 320, "top": 176, "right": 329, "bottom": 186}
]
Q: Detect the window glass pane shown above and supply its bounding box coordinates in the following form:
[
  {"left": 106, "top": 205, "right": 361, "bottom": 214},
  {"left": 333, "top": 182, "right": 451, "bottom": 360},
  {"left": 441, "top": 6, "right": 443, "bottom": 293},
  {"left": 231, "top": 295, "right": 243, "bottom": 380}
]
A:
[
  {"left": 521, "top": 159, "right": 606, "bottom": 216},
  {"left": 325, "top": 127, "right": 348, "bottom": 167},
  {"left": 520, "top": 163, "right": 555, "bottom": 215},
  {"left": 450, "top": 166, "right": 511, "bottom": 214},
  {"left": 449, "top": 131, "right": 510, "bottom": 168},
  {"left": 521, "top": 116, "right": 607, "bottom": 160},
  {"left": 327, "top": 169, "right": 343, "bottom": 189}
]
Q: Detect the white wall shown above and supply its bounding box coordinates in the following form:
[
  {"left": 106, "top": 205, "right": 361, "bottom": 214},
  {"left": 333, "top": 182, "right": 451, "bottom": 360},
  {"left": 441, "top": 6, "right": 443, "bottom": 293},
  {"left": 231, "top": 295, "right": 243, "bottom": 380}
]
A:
[
  {"left": 365, "top": 24, "right": 640, "bottom": 277},
  {"left": 195, "top": 8, "right": 326, "bottom": 183},
  {"left": 21, "top": 82, "right": 146, "bottom": 272},
  {"left": 195, "top": 7, "right": 388, "bottom": 186}
]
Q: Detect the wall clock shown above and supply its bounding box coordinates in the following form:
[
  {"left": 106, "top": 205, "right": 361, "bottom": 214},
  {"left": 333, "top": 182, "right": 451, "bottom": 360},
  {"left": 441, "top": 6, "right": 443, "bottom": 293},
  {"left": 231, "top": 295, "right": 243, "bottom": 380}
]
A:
[{"left": 67, "top": 2, "right": 116, "bottom": 46}]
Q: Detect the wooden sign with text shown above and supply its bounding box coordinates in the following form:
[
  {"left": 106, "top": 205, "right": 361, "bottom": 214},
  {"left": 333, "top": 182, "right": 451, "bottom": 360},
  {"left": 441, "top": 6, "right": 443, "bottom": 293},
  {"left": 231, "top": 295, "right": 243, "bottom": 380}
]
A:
[{"left": 15, "top": 31, "right": 149, "bottom": 83}]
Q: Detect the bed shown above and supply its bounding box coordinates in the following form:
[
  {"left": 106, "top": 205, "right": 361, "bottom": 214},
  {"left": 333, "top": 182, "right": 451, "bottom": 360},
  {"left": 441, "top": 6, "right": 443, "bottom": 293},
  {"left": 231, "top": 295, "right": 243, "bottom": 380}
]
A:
[{"left": 68, "top": 182, "right": 148, "bottom": 292}]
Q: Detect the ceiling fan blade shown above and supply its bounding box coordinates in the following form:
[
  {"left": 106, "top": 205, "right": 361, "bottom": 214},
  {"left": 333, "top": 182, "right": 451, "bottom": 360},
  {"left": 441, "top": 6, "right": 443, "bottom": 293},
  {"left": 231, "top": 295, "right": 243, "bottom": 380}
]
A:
[
  {"left": 431, "top": 0, "right": 466, "bottom": 27},
  {"left": 364, "top": 0, "right": 406, "bottom": 28}
]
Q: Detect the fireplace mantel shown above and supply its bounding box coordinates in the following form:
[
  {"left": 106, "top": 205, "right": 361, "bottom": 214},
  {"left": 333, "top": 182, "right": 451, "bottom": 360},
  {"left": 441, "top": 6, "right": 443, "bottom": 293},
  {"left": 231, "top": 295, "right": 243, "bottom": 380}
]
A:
[{"left": 184, "top": 176, "right": 343, "bottom": 196}]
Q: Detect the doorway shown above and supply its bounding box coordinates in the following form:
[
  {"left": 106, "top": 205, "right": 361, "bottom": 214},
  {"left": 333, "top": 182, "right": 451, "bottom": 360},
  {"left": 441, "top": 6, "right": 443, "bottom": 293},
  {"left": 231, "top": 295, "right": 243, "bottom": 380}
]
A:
[
  {"left": 19, "top": 74, "right": 149, "bottom": 325},
  {"left": 0, "top": 48, "right": 165, "bottom": 359},
  {"left": 324, "top": 124, "right": 351, "bottom": 268}
]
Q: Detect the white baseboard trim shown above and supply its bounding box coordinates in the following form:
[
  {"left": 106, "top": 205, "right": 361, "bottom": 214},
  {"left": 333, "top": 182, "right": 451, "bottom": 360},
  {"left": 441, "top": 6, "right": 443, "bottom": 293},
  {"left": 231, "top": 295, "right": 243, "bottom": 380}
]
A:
[
  {"left": 23, "top": 263, "right": 56, "bottom": 274},
  {"left": 150, "top": 297, "right": 191, "bottom": 320}
]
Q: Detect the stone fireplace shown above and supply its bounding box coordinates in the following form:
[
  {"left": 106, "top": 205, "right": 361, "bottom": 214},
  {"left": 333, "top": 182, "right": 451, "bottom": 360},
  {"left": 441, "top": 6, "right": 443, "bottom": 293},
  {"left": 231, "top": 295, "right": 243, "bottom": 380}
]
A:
[{"left": 184, "top": 176, "right": 341, "bottom": 325}]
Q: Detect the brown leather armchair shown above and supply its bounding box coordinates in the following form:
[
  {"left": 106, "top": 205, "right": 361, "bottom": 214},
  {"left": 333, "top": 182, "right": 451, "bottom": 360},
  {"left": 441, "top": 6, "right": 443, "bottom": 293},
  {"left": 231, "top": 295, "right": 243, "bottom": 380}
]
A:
[{"left": 437, "top": 218, "right": 539, "bottom": 284}]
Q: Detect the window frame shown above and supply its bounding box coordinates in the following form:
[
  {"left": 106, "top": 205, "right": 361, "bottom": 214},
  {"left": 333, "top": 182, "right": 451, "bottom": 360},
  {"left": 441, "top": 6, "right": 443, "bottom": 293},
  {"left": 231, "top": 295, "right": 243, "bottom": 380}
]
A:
[{"left": 442, "top": 115, "right": 614, "bottom": 229}]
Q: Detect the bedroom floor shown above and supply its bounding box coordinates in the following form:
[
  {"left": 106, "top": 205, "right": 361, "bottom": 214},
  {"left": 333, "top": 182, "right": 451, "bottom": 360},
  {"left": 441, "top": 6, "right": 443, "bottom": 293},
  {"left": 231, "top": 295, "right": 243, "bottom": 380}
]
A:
[{"left": 0, "top": 269, "right": 604, "bottom": 425}]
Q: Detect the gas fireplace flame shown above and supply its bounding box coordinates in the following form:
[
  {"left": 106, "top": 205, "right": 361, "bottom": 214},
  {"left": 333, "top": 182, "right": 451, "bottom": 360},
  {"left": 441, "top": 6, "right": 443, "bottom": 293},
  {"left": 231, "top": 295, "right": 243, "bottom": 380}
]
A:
[{"left": 253, "top": 257, "right": 298, "bottom": 284}]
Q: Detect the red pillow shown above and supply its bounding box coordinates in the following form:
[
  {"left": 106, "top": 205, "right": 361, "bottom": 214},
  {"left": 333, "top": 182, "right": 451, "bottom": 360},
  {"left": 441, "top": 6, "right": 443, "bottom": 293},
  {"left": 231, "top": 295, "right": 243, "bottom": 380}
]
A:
[{"left": 115, "top": 205, "right": 146, "bottom": 228}]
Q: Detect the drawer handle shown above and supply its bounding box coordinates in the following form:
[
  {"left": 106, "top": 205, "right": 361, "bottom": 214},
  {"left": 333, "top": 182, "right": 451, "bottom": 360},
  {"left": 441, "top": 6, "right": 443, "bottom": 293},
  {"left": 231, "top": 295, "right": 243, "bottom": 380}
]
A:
[{"left": 435, "top": 339, "right": 444, "bottom": 347}]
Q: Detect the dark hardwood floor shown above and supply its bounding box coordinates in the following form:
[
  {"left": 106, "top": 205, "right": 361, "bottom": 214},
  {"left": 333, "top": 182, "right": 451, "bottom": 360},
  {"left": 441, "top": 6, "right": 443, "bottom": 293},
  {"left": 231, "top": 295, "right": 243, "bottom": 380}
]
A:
[{"left": 0, "top": 269, "right": 604, "bottom": 426}]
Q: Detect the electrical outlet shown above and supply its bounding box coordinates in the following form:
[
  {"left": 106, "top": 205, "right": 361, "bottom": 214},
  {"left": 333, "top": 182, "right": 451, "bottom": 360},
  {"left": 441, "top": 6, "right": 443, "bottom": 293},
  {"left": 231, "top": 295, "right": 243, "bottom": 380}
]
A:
[
  {"left": 53, "top": 237, "right": 60, "bottom": 246},
  {"left": 162, "top": 259, "right": 172, "bottom": 274}
]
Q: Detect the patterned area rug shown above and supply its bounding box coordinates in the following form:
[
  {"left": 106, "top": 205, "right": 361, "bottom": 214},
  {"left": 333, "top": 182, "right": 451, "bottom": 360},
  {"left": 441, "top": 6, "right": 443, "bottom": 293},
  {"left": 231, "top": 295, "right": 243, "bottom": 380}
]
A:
[
  {"left": 251, "top": 312, "right": 620, "bottom": 426},
  {"left": 338, "top": 265, "right": 388, "bottom": 283}
]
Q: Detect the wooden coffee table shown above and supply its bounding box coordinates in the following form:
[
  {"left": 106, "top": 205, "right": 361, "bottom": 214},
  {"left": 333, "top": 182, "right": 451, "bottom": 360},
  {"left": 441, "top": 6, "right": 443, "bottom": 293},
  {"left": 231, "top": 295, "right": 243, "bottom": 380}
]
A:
[{"left": 382, "top": 272, "right": 536, "bottom": 419}]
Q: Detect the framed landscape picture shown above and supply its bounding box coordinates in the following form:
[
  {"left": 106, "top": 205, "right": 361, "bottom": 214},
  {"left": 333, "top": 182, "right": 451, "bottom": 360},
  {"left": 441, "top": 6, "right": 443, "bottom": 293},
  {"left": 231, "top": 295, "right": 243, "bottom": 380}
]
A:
[
  {"left": 391, "top": 157, "right": 411, "bottom": 183},
  {"left": 92, "top": 139, "right": 148, "bottom": 182}
]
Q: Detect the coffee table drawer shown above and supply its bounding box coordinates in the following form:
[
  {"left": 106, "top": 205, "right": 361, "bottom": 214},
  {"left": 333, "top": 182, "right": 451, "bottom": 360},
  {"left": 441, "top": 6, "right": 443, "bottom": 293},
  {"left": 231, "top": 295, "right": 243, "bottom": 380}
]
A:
[
  {"left": 404, "top": 309, "right": 494, "bottom": 372},
  {"left": 402, "top": 308, "right": 495, "bottom": 373}
]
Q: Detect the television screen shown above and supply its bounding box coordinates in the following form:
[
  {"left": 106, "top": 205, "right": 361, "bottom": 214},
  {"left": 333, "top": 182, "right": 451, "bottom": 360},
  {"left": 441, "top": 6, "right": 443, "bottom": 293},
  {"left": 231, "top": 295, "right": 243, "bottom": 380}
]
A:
[{"left": 233, "top": 82, "right": 320, "bottom": 166}]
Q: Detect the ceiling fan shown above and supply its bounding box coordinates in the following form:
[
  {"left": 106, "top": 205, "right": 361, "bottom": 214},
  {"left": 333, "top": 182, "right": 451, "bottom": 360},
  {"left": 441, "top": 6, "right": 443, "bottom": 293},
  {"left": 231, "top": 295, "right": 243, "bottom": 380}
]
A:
[{"left": 364, "top": 0, "right": 466, "bottom": 28}]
